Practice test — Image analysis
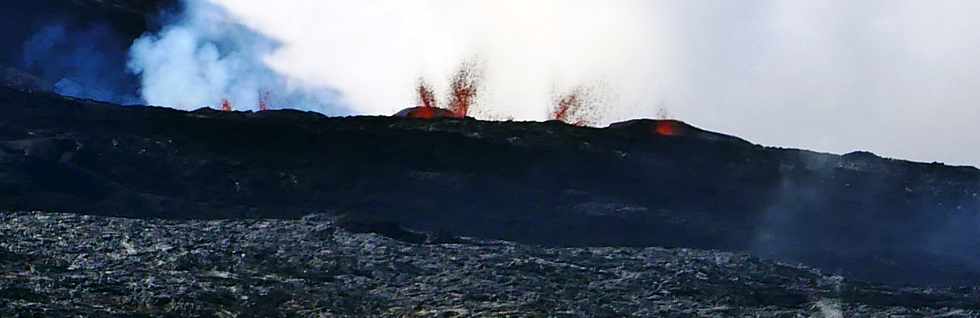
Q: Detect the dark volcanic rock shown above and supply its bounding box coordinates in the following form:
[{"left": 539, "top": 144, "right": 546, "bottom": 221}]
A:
[
  {"left": 0, "top": 67, "right": 52, "bottom": 93},
  {"left": 1, "top": 87, "right": 979, "bottom": 287},
  {"left": 1, "top": 211, "right": 977, "bottom": 317},
  {"left": 0, "top": 0, "right": 173, "bottom": 51},
  {"left": 336, "top": 214, "right": 429, "bottom": 244}
]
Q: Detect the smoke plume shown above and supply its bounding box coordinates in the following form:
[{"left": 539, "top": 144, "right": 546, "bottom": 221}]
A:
[{"left": 127, "top": 1, "right": 344, "bottom": 113}]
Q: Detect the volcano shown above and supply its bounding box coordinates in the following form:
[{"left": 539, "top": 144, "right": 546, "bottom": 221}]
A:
[
  {"left": 3, "top": 1, "right": 980, "bottom": 314},
  {"left": 2, "top": 86, "right": 980, "bottom": 290}
]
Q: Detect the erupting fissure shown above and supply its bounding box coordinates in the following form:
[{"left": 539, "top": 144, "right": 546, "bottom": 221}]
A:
[
  {"left": 414, "top": 80, "right": 438, "bottom": 119},
  {"left": 447, "top": 61, "right": 482, "bottom": 118},
  {"left": 221, "top": 99, "right": 233, "bottom": 112},
  {"left": 418, "top": 81, "right": 438, "bottom": 108},
  {"left": 216, "top": 91, "right": 273, "bottom": 112},
  {"left": 552, "top": 93, "right": 579, "bottom": 124},
  {"left": 397, "top": 61, "right": 484, "bottom": 119},
  {"left": 653, "top": 120, "right": 684, "bottom": 137},
  {"left": 550, "top": 87, "right": 599, "bottom": 126},
  {"left": 391, "top": 60, "right": 614, "bottom": 125}
]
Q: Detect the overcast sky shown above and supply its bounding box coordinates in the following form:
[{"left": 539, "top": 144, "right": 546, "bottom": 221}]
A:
[
  {"left": 172, "top": 0, "right": 980, "bottom": 166},
  {"left": 645, "top": 1, "right": 980, "bottom": 167}
]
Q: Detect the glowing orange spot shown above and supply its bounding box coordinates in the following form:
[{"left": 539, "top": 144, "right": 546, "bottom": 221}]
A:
[
  {"left": 411, "top": 80, "right": 439, "bottom": 119},
  {"left": 221, "top": 99, "right": 233, "bottom": 112},
  {"left": 551, "top": 87, "right": 599, "bottom": 126},
  {"left": 654, "top": 120, "right": 683, "bottom": 136},
  {"left": 413, "top": 106, "right": 435, "bottom": 119}
]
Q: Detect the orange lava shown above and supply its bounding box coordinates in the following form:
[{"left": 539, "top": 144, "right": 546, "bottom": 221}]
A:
[
  {"left": 550, "top": 87, "right": 598, "bottom": 126},
  {"left": 413, "top": 105, "right": 436, "bottom": 119},
  {"left": 221, "top": 99, "right": 233, "bottom": 112},
  {"left": 447, "top": 61, "right": 481, "bottom": 118},
  {"left": 417, "top": 81, "right": 438, "bottom": 109},
  {"left": 551, "top": 93, "right": 578, "bottom": 123},
  {"left": 413, "top": 81, "right": 438, "bottom": 119},
  {"left": 654, "top": 121, "right": 682, "bottom": 136}
]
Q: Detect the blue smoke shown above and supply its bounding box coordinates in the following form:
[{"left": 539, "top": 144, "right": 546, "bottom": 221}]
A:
[
  {"left": 21, "top": 23, "right": 141, "bottom": 104},
  {"left": 127, "top": 0, "right": 347, "bottom": 113}
]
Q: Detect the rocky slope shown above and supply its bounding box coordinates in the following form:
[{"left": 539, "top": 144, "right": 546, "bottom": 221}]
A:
[
  {"left": 1, "top": 211, "right": 977, "bottom": 317},
  {"left": 2, "top": 88, "right": 979, "bottom": 287}
]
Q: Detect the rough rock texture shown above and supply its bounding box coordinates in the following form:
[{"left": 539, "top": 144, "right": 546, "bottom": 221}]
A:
[
  {"left": 1, "top": 211, "right": 977, "bottom": 317},
  {"left": 1, "top": 88, "right": 979, "bottom": 287},
  {"left": 0, "top": 67, "right": 51, "bottom": 94}
]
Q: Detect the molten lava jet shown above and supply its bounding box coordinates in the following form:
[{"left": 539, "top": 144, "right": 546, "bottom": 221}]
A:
[
  {"left": 393, "top": 81, "right": 457, "bottom": 119},
  {"left": 418, "top": 80, "right": 438, "bottom": 109},
  {"left": 551, "top": 87, "right": 599, "bottom": 126},
  {"left": 412, "top": 81, "right": 438, "bottom": 119},
  {"left": 552, "top": 93, "right": 578, "bottom": 124},
  {"left": 221, "top": 99, "right": 233, "bottom": 112},
  {"left": 447, "top": 61, "right": 482, "bottom": 118},
  {"left": 397, "top": 60, "right": 483, "bottom": 119}
]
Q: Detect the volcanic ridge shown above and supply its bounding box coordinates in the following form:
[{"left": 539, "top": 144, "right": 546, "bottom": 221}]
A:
[{"left": 2, "top": 87, "right": 980, "bottom": 291}]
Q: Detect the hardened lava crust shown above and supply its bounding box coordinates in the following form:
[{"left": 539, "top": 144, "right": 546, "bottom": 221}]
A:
[{"left": 1, "top": 211, "right": 977, "bottom": 317}]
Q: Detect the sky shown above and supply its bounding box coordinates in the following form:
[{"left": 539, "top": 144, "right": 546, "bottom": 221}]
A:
[{"left": 133, "top": 0, "right": 980, "bottom": 167}]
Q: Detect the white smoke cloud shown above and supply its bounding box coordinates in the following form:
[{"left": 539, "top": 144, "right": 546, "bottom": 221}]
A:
[
  {"left": 127, "top": 0, "right": 343, "bottom": 113},
  {"left": 131, "top": 0, "right": 980, "bottom": 166}
]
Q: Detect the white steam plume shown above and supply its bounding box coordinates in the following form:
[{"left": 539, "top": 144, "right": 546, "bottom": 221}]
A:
[
  {"left": 127, "top": 0, "right": 344, "bottom": 113},
  {"left": 186, "top": 0, "right": 662, "bottom": 121}
]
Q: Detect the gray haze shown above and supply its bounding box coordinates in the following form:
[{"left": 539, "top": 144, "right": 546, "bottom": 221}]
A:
[{"left": 137, "top": 1, "right": 980, "bottom": 166}]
